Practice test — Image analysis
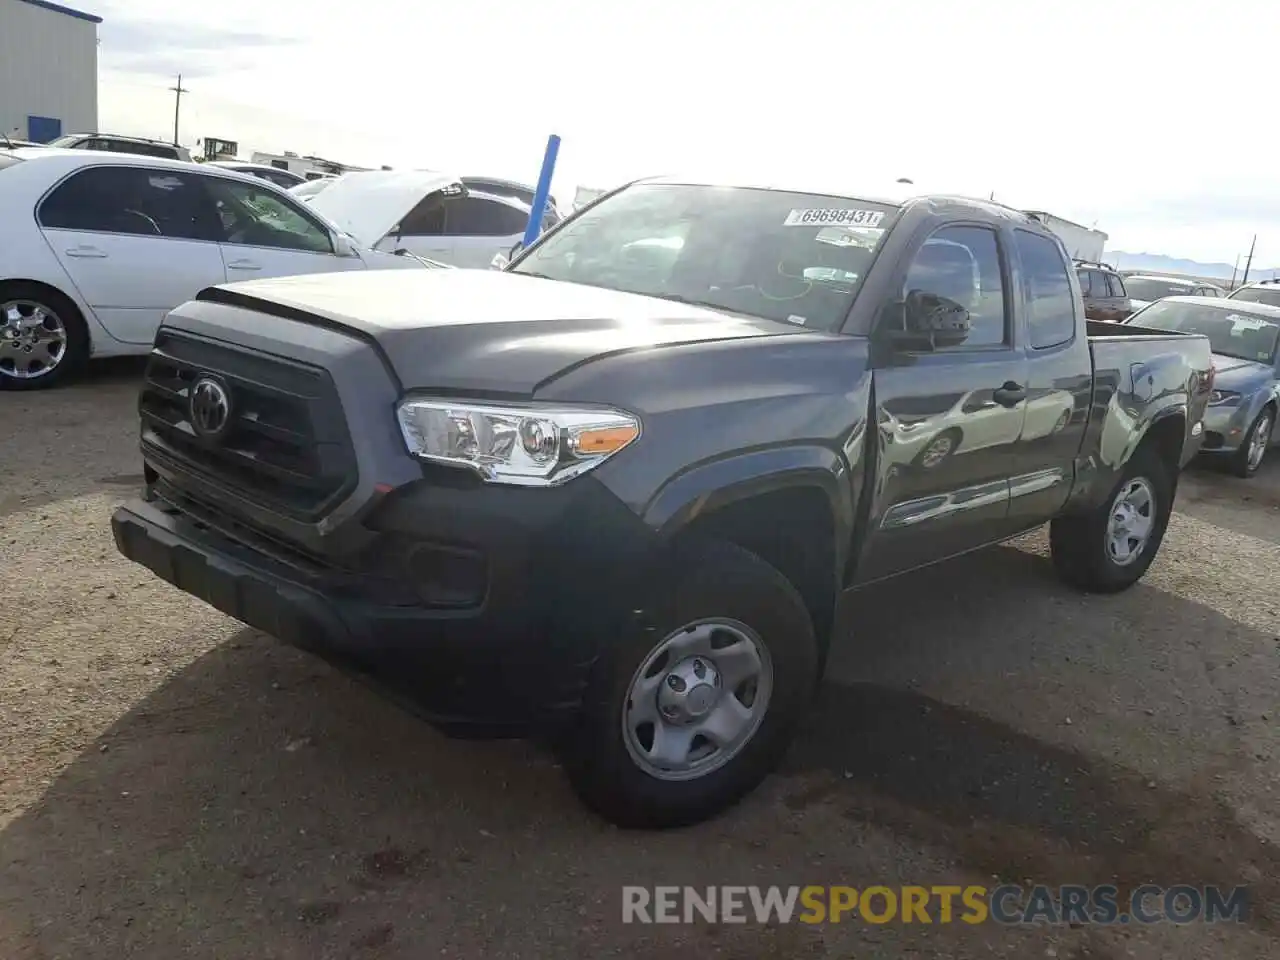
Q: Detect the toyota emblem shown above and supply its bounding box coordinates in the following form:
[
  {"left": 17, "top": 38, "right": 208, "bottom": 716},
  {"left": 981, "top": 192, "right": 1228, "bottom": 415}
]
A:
[{"left": 189, "top": 376, "right": 232, "bottom": 439}]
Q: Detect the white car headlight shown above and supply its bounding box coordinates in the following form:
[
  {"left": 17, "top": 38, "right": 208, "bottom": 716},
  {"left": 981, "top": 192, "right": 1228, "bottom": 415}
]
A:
[{"left": 396, "top": 399, "right": 641, "bottom": 486}]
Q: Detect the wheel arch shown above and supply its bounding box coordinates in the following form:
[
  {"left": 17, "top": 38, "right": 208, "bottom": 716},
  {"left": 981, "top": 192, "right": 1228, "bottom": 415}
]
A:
[
  {"left": 0, "top": 277, "right": 101, "bottom": 347},
  {"left": 643, "top": 445, "right": 855, "bottom": 659}
]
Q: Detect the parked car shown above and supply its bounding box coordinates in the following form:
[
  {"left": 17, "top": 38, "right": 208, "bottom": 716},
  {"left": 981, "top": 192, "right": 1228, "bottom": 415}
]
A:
[
  {"left": 1125, "top": 297, "right": 1278, "bottom": 476},
  {"left": 0, "top": 134, "right": 44, "bottom": 149},
  {"left": 1225, "top": 276, "right": 1280, "bottom": 308},
  {"left": 288, "top": 176, "right": 339, "bottom": 201},
  {"left": 1073, "top": 260, "right": 1132, "bottom": 322},
  {"left": 302, "top": 170, "right": 560, "bottom": 268},
  {"left": 112, "top": 178, "right": 1213, "bottom": 828},
  {"left": 1123, "top": 273, "right": 1223, "bottom": 311},
  {"left": 460, "top": 176, "right": 562, "bottom": 221},
  {"left": 207, "top": 160, "right": 307, "bottom": 190},
  {"left": 0, "top": 148, "right": 439, "bottom": 389},
  {"left": 44, "top": 133, "right": 193, "bottom": 163}
]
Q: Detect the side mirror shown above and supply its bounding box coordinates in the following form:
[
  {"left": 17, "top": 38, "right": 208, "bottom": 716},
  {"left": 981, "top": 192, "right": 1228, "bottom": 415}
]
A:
[
  {"left": 333, "top": 233, "right": 359, "bottom": 258},
  {"left": 881, "top": 291, "right": 971, "bottom": 350}
]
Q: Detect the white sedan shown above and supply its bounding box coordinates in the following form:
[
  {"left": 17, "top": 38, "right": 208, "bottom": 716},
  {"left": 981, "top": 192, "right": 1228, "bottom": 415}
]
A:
[
  {"left": 297, "top": 170, "right": 560, "bottom": 269},
  {"left": 0, "top": 148, "right": 437, "bottom": 390}
]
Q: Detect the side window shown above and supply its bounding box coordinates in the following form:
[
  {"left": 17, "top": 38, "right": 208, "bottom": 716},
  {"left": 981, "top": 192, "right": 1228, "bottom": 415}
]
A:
[
  {"left": 202, "top": 176, "right": 334, "bottom": 253},
  {"left": 443, "top": 196, "right": 529, "bottom": 237},
  {"left": 38, "top": 166, "right": 220, "bottom": 241},
  {"left": 1106, "top": 273, "right": 1127, "bottom": 298},
  {"left": 1015, "top": 229, "right": 1076, "bottom": 350},
  {"left": 1075, "top": 270, "right": 1091, "bottom": 297},
  {"left": 903, "top": 225, "right": 1008, "bottom": 347}
]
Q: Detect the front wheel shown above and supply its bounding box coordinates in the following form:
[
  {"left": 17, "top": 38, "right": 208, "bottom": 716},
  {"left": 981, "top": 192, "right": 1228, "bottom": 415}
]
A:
[
  {"left": 1050, "top": 444, "right": 1174, "bottom": 593},
  {"left": 1231, "top": 407, "right": 1273, "bottom": 478},
  {"left": 561, "top": 538, "right": 819, "bottom": 829}
]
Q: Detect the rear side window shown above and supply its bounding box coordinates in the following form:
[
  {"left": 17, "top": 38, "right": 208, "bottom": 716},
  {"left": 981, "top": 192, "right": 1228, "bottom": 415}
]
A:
[
  {"left": 38, "top": 166, "right": 220, "bottom": 241},
  {"left": 443, "top": 196, "right": 529, "bottom": 237},
  {"left": 1076, "top": 270, "right": 1093, "bottom": 297},
  {"left": 1016, "top": 229, "right": 1076, "bottom": 349}
]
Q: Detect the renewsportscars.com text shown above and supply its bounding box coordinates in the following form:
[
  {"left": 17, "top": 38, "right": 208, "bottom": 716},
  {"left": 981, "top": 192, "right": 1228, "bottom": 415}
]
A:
[{"left": 622, "top": 885, "right": 1249, "bottom": 926}]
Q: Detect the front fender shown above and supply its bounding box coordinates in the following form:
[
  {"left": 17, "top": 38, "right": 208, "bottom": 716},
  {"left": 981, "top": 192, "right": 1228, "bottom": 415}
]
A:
[{"left": 642, "top": 443, "right": 856, "bottom": 561}]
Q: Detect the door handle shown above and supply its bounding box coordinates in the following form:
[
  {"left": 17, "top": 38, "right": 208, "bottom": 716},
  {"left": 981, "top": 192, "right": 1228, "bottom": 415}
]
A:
[
  {"left": 225, "top": 259, "right": 262, "bottom": 271},
  {"left": 64, "top": 246, "right": 108, "bottom": 259},
  {"left": 992, "top": 382, "right": 1027, "bottom": 407}
]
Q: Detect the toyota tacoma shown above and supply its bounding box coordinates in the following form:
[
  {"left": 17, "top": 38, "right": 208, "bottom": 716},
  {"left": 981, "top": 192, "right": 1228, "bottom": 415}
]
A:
[{"left": 112, "top": 177, "right": 1214, "bottom": 828}]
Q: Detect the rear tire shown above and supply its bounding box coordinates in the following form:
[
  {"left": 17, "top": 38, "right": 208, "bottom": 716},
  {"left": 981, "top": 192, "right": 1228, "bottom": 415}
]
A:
[
  {"left": 0, "top": 282, "right": 90, "bottom": 391},
  {"left": 1050, "top": 443, "right": 1174, "bottom": 593},
  {"left": 1230, "top": 406, "right": 1273, "bottom": 478},
  {"left": 561, "top": 537, "right": 819, "bottom": 829}
]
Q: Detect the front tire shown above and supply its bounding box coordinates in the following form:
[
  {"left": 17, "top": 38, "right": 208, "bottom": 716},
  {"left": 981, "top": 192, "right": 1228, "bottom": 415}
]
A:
[
  {"left": 1050, "top": 443, "right": 1174, "bottom": 593},
  {"left": 1231, "top": 406, "right": 1273, "bottom": 478},
  {"left": 562, "top": 538, "right": 819, "bottom": 829},
  {"left": 0, "top": 282, "right": 90, "bottom": 390}
]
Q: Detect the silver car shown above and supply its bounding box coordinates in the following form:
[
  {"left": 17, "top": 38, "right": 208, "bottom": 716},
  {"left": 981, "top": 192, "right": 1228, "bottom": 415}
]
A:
[{"left": 1125, "top": 297, "right": 1279, "bottom": 477}]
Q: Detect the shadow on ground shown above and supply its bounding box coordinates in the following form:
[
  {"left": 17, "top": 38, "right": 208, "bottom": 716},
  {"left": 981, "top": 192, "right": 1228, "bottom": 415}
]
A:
[{"left": 0, "top": 547, "right": 1275, "bottom": 958}]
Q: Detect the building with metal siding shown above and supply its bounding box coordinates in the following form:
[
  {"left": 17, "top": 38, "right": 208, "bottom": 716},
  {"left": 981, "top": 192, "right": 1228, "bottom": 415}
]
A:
[{"left": 0, "top": 0, "right": 100, "bottom": 143}]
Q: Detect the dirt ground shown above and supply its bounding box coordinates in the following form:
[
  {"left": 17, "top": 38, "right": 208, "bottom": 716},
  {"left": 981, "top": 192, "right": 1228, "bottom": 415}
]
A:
[{"left": 1, "top": 360, "right": 1278, "bottom": 959}]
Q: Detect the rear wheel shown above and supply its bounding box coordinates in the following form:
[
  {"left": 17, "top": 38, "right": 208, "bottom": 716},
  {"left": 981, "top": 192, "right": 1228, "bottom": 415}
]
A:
[
  {"left": 1050, "top": 444, "right": 1174, "bottom": 593},
  {"left": 0, "top": 283, "right": 90, "bottom": 390},
  {"left": 561, "top": 538, "right": 819, "bottom": 829},
  {"left": 1231, "top": 407, "right": 1273, "bottom": 478}
]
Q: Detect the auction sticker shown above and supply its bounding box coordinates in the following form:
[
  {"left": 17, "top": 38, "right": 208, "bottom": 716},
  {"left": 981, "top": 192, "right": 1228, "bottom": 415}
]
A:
[{"left": 785, "top": 208, "right": 885, "bottom": 227}]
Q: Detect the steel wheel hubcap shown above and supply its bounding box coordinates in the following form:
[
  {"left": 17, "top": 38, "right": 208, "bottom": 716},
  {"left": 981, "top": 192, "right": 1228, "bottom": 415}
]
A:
[
  {"left": 1248, "top": 415, "right": 1271, "bottom": 470},
  {"left": 622, "top": 618, "right": 773, "bottom": 782},
  {"left": 1106, "top": 477, "right": 1155, "bottom": 567},
  {"left": 0, "top": 300, "right": 67, "bottom": 379}
]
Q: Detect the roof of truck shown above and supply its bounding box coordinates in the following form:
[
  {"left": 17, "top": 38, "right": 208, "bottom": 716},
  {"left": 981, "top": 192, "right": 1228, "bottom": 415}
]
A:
[{"left": 635, "top": 175, "right": 1040, "bottom": 224}]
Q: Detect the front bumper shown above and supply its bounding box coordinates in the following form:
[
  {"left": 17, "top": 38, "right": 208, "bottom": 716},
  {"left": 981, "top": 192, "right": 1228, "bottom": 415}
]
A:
[
  {"left": 1199, "top": 405, "right": 1252, "bottom": 454},
  {"left": 112, "top": 476, "right": 659, "bottom": 734}
]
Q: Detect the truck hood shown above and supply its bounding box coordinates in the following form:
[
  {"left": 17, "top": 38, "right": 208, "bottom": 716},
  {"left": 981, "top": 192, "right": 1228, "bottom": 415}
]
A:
[
  {"left": 305, "top": 170, "right": 463, "bottom": 247},
  {"left": 205, "top": 269, "right": 808, "bottom": 394}
]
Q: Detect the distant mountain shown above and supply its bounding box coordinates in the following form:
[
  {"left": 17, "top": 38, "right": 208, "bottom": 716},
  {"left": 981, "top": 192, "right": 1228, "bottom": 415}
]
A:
[{"left": 1107, "top": 251, "right": 1280, "bottom": 282}]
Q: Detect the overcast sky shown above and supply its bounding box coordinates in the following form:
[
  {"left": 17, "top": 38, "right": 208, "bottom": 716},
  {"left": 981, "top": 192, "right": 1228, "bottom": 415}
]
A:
[{"left": 73, "top": 0, "right": 1275, "bottom": 264}]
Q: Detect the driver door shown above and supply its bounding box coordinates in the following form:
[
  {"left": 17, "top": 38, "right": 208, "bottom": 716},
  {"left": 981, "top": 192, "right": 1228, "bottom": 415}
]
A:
[
  {"left": 37, "top": 164, "right": 227, "bottom": 345},
  {"left": 199, "top": 174, "right": 362, "bottom": 280}
]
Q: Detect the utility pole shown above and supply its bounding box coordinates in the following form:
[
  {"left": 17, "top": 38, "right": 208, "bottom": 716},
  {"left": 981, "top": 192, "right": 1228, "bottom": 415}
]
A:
[
  {"left": 169, "top": 74, "right": 188, "bottom": 147},
  {"left": 1242, "top": 234, "right": 1257, "bottom": 287},
  {"left": 1230, "top": 254, "right": 1240, "bottom": 289}
]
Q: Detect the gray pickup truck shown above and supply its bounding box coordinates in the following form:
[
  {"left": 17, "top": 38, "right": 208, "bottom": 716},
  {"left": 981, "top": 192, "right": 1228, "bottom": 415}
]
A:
[{"left": 112, "top": 177, "right": 1214, "bottom": 829}]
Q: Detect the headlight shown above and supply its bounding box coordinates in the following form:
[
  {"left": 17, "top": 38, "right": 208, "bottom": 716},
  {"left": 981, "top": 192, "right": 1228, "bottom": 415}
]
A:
[
  {"left": 396, "top": 399, "right": 640, "bottom": 486},
  {"left": 1208, "top": 389, "right": 1241, "bottom": 406}
]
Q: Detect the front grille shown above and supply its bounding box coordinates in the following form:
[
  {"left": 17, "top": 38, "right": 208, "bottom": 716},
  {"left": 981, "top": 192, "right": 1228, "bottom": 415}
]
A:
[{"left": 139, "top": 330, "right": 357, "bottom": 521}]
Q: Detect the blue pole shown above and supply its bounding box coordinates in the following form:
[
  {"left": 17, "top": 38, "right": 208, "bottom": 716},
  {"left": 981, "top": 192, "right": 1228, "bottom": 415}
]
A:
[{"left": 522, "top": 134, "right": 561, "bottom": 248}]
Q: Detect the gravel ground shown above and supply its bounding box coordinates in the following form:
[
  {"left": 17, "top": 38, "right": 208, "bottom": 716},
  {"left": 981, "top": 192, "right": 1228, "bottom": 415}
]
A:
[{"left": 1, "top": 360, "right": 1277, "bottom": 959}]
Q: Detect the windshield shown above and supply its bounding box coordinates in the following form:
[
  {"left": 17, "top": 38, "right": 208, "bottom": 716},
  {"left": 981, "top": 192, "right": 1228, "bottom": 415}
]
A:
[
  {"left": 1132, "top": 301, "right": 1279, "bottom": 363},
  {"left": 1227, "top": 285, "right": 1280, "bottom": 308},
  {"left": 45, "top": 135, "right": 80, "bottom": 148},
  {"left": 509, "top": 183, "right": 900, "bottom": 330},
  {"left": 1124, "top": 277, "right": 1196, "bottom": 301}
]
